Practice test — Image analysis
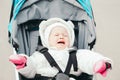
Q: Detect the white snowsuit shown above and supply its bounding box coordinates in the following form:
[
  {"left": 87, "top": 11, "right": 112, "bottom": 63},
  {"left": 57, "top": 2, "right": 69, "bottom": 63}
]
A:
[{"left": 18, "top": 48, "right": 112, "bottom": 78}]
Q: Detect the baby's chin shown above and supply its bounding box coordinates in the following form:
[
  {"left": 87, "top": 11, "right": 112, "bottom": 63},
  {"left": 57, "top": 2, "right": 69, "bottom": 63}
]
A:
[
  {"left": 57, "top": 47, "right": 66, "bottom": 50},
  {"left": 56, "top": 44, "right": 68, "bottom": 50},
  {"left": 49, "top": 46, "right": 69, "bottom": 50}
]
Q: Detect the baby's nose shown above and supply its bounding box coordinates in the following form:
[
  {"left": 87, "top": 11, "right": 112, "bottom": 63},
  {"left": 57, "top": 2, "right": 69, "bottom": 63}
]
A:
[{"left": 59, "top": 34, "right": 64, "bottom": 38}]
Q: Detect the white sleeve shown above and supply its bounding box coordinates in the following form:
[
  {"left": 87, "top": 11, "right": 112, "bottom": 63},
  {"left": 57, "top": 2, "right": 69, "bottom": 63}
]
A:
[
  {"left": 17, "top": 54, "right": 37, "bottom": 78},
  {"left": 76, "top": 50, "right": 112, "bottom": 75}
]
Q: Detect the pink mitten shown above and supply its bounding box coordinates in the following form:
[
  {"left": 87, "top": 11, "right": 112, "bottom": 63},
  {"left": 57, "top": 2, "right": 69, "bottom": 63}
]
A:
[
  {"left": 9, "top": 54, "right": 27, "bottom": 69},
  {"left": 94, "top": 60, "right": 111, "bottom": 77}
]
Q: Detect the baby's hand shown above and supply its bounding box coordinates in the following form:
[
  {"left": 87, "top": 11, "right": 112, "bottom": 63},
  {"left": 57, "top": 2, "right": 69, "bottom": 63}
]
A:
[
  {"left": 9, "top": 54, "right": 27, "bottom": 69},
  {"left": 94, "top": 60, "right": 112, "bottom": 77}
]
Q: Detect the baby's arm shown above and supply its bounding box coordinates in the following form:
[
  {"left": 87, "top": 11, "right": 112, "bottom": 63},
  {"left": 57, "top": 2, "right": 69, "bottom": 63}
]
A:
[
  {"left": 9, "top": 54, "right": 36, "bottom": 78},
  {"left": 77, "top": 50, "right": 112, "bottom": 77}
]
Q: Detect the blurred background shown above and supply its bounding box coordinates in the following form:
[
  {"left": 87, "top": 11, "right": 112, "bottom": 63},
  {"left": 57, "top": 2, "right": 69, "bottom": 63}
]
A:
[{"left": 0, "top": 0, "right": 120, "bottom": 80}]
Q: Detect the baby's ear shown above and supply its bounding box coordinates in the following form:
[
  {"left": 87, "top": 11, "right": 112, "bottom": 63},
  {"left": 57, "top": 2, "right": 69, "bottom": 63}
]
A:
[{"left": 67, "top": 21, "right": 74, "bottom": 28}]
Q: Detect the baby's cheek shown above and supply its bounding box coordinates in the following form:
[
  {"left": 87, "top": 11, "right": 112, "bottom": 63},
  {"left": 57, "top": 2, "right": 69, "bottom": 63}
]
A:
[
  {"left": 66, "top": 40, "right": 70, "bottom": 47},
  {"left": 49, "top": 39, "right": 57, "bottom": 47}
]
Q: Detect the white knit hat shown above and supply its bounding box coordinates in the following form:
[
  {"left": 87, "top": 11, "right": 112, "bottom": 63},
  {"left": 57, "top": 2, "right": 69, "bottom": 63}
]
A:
[{"left": 39, "top": 18, "right": 75, "bottom": 48}]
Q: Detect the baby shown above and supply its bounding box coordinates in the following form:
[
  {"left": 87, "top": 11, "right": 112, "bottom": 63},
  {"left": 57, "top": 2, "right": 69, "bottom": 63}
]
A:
[{"left": 9, "top": 18, "right": 112, "bottom": 80}]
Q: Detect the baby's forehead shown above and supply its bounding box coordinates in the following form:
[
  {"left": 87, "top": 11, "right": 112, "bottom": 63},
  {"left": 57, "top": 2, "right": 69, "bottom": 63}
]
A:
[{"left": 51, "top": 26, "right": 68, "bottom": 33}]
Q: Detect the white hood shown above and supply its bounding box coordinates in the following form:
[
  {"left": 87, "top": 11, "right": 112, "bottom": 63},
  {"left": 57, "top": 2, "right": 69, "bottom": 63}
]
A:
[{"left": 39, "top": 18, "right": 75, "bottom": 48}]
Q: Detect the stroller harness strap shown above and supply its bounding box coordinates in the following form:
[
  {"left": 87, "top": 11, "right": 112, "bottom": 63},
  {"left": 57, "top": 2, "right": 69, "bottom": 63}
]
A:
[
  {"left": 39, "top": 47, "right": 62, "bottom": 73},
  {"left": 64, "top": 49, "right": 78, "bottom": 75},
  {"left": 38, "top": 46, "right": 78, "bottom": 75}
]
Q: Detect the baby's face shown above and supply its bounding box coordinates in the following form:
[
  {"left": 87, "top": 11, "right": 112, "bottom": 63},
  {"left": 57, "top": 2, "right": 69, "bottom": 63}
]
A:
[{"left": 49, "top": 27, "right": 70, "bottom": 50}]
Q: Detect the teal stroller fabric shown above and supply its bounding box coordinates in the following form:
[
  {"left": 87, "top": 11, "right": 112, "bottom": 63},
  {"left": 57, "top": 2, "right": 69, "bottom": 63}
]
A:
[
  {"left": 77, "top": 0, "right": 93, "bottom": 18},
  {"left": 8, "top": 0, "right": 26, "bottom": 33}
]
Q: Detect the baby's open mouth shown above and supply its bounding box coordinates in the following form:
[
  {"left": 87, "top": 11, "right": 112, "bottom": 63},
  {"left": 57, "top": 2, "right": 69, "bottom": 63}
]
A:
[{"left": 57, "top": 41, "right": 65, "bottom": 44}]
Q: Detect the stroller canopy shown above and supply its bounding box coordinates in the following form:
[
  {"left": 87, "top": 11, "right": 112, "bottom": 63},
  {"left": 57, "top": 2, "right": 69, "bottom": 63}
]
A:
[{"left": 8, "top": 0, "right": 96, "bottom": 55}]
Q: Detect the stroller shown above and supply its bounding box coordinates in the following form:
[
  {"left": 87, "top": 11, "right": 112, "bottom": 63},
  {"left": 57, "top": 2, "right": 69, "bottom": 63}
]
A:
[{"left": 8, "top": 0, "right": 96, "bottom": 80}]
